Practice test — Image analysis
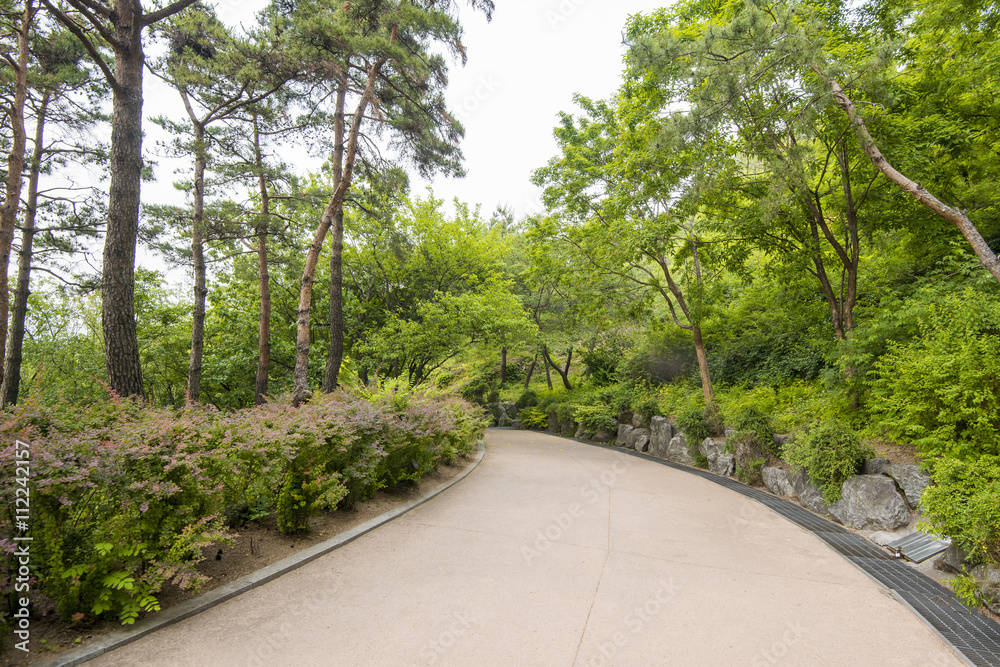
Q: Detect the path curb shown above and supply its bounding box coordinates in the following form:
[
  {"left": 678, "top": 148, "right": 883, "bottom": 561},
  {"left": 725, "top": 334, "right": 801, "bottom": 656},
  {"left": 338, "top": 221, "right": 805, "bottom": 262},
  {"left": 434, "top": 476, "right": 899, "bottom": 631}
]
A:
[{"left": 37, "top": 441, "right": 487, "bottom": 667}]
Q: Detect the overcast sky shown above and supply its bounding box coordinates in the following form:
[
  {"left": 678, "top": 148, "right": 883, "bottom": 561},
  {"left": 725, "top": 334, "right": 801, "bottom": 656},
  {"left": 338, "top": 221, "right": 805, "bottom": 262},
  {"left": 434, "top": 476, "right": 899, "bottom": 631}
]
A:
[{"left": 143, "top": 0, "right": 666, "bottom": 221}]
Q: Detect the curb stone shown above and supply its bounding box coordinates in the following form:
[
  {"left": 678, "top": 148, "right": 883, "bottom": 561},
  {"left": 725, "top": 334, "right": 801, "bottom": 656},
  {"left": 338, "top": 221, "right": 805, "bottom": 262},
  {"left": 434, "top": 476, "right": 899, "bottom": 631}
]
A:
[{"left": 37, "top": 441, "right": 487, "bottom": 667}]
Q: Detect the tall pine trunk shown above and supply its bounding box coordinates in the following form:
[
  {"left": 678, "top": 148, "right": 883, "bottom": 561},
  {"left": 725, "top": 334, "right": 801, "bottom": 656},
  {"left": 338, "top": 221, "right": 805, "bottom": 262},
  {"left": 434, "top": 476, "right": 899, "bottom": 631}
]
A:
[
  {"left": 254, "top": 116, "right": 271, "bottom": 405},
  {"left": 103, "top": 9, "right": 145, "bottom": 397},
  {"left": 0, "top": 0, "right": 33, "bottom": 385},
  {"left": 2, "top": 92, "right": 47, "bottom": 407},
  {"left": 322, "top": 79, "right": 348, "bottom": 393},
  {"left": 186, "top": 121, "right": 207, "bottom": 402}
]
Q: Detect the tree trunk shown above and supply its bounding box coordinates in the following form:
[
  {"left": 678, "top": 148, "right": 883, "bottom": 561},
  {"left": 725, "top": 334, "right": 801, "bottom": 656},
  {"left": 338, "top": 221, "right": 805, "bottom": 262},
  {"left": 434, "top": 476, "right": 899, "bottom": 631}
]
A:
[
  {"left": 542, "top": 346, "right": 573, "bottom": 391},
  {"left": 323, "top": 81, "right": 348, "bottom": 393},
  {"left": 186, "top": 121, "right": 207, "bottom": 402},
  {"left": 102, "top": 8, "right": 145, "bottom": 398},
  {"left": 0, "top": 0, "right": 33, "bottom": 385},
  {"left": 2, "top": 91, "right": 47, "bottom": 407},
  {"left": 294, "top": 43, "right": 392, "bottom": 406},
  {"left": 819, "top": 70, "right": 1000, "bottom": 283},
  {"left": 499, "top": 346, "right": 507, "bottom": 384},
  {"left": 253, "top": 116, "right": 271, "bottom": 405},
  {"left": 543, "top": 348, "right": 553, "bottom": 390},
  {"left": 523, "top": 351, "right": 537, "bottom": 389},
  {"left": 692, "top": 325, "right": 714, "bottom": 404}
]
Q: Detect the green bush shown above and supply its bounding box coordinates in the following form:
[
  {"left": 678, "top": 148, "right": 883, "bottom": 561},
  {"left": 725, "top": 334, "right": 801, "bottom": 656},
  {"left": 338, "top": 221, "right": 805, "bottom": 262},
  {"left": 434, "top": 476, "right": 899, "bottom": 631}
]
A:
[
  {"left": 729, "top": 406, "right": 774, "bottom": 486},
  {"left": 519, "top": 406, "right": 548, "bottom": 429},
  {"left": 782, "top": 420, "right": 873, "bottom": 503},
  {"left": 515, "top": 388, "right": 539, "bottom": 409},
  {"left": 573, "top": 404, "right": 618, "bottom": 433},
  {"left": 919, "top": 455, "right": 1000, "bottom": 565},
  {"left": 868, "top": 289, "right": 1000, "bottom": 460}
]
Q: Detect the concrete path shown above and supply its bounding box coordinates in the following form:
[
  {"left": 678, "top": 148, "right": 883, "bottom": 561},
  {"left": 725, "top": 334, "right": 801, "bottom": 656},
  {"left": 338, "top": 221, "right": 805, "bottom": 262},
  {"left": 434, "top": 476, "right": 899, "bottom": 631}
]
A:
[{"left": 88, "top": 430, "right": 963, "bottom": 666}]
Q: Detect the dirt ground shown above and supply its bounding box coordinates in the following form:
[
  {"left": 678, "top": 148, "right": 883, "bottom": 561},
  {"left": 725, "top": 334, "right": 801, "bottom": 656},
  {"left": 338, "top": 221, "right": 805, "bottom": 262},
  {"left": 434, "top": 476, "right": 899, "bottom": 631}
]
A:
[{"left": 0, "top": 456, "right": 475, "bottom": 666}]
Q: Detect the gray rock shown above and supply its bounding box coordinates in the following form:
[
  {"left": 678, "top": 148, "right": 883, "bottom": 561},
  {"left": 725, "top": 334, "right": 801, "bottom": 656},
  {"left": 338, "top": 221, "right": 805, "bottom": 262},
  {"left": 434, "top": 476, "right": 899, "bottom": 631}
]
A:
[
  {"left": 724, "top": 426, "right": 736, "bottom": 439},
  {"left": 762, "top": 467, "right": 796, "bottom": 498},
  {"left": 615, "top": 424, "right": 635, "bottom": 447},
  {"left": 828, "top": 475, "right": 910, "bottom": 531},
  {"left": 498, "top": 413, "right": 511, "bottom": 427},
  {"left": 574, "top": 423, "right": 586, "bottom": 439},
  {"left": 934, "top": 545, "right": 970, "bottom": 574},
  {"left": 666, "top": 432, "right": 695, "bottom": 466},
  {"left": 863, "top": 458, "right": 891, "bottom": 476},
  {"left": 631, "top": 413, "right": 644, "bottom": 429},
  {"left": 887, "top": 463, "right": 932, "bottom": 509},
  {"left": 546, "top": 411, "right": 559, "bottom": 434},
  {"left": 592, "top": 427, "right": 615, "bottom": 444},
  {"left": 560, "top": 419, "right": 576, "bottom": 437},
  {"left": 969, "top": 564, "right": 1000, "bottom": 614},
  {"left": 789, "top": 468, "right": 832, "bottom": 516},
  {"left": 511, "top": 419, "right": 525, "bottom": 430},
  {"left": 649, "top": 416, "right": 674, "bottom": 459},
  {"left": 772, "top": 434, "right": 794, "bottom": 449},
  {"left": 699, "top": 438, "right": 734, "bottom": 477},
  {"left": 505, "top": 402, "right": 518, "bottom": 420},
  {"left": 626, "top": 428, "right": 651, "bottom": 452}
]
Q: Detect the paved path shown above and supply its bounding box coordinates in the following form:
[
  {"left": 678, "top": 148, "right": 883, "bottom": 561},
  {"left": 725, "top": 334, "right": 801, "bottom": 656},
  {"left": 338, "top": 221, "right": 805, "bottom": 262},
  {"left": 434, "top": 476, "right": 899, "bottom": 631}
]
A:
[{"left": 89, "top": 430, "right": 963, "bottom": 666}]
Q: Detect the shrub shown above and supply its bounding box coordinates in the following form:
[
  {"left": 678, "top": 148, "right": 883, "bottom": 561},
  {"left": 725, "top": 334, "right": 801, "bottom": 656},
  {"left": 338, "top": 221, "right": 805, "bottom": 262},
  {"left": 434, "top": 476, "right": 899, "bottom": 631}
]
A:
[
  {"left": 919, "top": 455, "right": 1000, "bottom": 565},
  {"left": 519, "top": 406, "right": 548, "bottom": 429},
  {"left": 729, "top": 406, "right": 774, "bottom": 486},
  {"left": 515, "top": 388, "right": 539, "bottom": 409},
  {"left": 782, "top": 420, "right": 873, "bottom": 503},
  {"left": 868, "top": 289, "right": 1000, "bottom": 461},
  {"left": 573, "top": 404, "right": 617, "bottom": 433}
]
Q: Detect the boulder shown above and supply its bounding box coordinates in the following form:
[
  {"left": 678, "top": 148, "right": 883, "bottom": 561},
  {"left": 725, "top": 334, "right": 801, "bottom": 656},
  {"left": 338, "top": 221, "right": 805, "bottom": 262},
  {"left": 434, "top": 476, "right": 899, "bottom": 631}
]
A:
[
  {"left": 968, "top": 564, "right": 1000, "bottom": 615},
  {"left": 504, "top": 402, "right": 519, "bottom": 420},
  {"left": 546, "top": 411, "right": 559, "bottom": 434},
  {"left": 626, "top": 428, "right": 651, "bottom": 452},
  {"left": 560, "top": 419, "right": 576, "bottom": 437},
  {"left": 497, "top": 413, "right": 511, "bottom": 427},
  {"left": 699, "top": 438, "right": 734, "bottom": 477},
  {"left": 615, "top": 424, "right": 635, "bottom": 447},
  {"left": 666, "top": 432, "right": 695, "bottom": 466},
  {"left": 574, "top": 423, "right": 586, "bottom": 439},
  {"left": 631, "top": 413, "right": 645, "bottom": 429},
  {"left": 762, "top": 467, "right": 796, "bottom": 498},
  {"left": 724, "top": 426, "right": 736, "bottom": 439},
  {"left": 591, "top": 427, "right": 615, "bottom": 444},
  {"left": 828, "top": 475, "right": 910, "bottom": 531},
  {"left": 789, "top": 469, "right": 832, "bottom": 516},
  {"left": 886, "top": 463, "right": 932, "bottom": 509},
  {"left": 511, "top": 419, "right": 525, "bottom": 430},
  {"left": 772, "top": 434, "right": 794, "bottom": 450},
  {"left": 649, "top": 416, "right": 674, "bottom": 459},
  {"left": 934, "top": 545, "right": 970, "bottom": 574},
  {"left": 862, "top": 458, "right": 891, "bottom": 476}
]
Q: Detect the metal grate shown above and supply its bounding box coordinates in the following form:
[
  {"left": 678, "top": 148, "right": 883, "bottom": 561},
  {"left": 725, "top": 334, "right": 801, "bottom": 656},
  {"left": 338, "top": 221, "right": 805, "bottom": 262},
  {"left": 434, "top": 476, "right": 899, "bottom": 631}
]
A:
[{"left": 889, "top": 531, "right": 952, "bottom": 563}]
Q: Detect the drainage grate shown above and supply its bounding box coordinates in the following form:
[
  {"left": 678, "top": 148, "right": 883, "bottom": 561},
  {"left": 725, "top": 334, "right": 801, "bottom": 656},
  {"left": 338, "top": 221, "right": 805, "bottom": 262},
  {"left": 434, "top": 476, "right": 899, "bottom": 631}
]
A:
[
  {"left": 570, "top": 439, "right": 1000, "bottom": 667},
  {"left": 889, "top": 531, "right": 952, "bottom": 563}
]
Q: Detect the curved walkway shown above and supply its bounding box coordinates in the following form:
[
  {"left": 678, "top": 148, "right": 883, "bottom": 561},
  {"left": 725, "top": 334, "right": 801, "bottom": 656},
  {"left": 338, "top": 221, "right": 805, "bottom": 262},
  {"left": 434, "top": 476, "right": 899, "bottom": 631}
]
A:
[{"left": 86, "top": 430, "right": 964, "bottom": 666}]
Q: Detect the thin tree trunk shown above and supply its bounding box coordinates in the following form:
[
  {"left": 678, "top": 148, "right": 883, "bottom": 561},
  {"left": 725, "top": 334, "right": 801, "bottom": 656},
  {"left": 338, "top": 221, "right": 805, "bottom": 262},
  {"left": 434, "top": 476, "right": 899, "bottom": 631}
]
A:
[
  {"left": 523, "top": 351, "right": 537, "bottom": 389},
  {"left": 0, "top": 0, "right": 33, "bottom": 384},
  {"left": 253, "top": 115, "right": 271, "bottom": 405},
  {"left": 102, "top": 6, "right": 145, "bottom": 397},
  {"left": 692, "top": 325, "right": 713, "bottom": 404},
  {"left": 2, "top": 91, "right": 47, "bottom": 407},
  {"left": 323, "top": 80, "right": 348, "bottom": 393},
  {"left": 818, "top": 70, "right": 1000, "bottom": 283},
  {"left": 541, "top": 346, "right": 573, "bottom": 391},
  {"left": 186, "top": 119, "right": 207, "bottom": 402},
  {"left": 543, "top": 348, "right": 553, "bottom": 390},
  {"left": 293, "top": 41, "right": 394, "bottom": 405}
]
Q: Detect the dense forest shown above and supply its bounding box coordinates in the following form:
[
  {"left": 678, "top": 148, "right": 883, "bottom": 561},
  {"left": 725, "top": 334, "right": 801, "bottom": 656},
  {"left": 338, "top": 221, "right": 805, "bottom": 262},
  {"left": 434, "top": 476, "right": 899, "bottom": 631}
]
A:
[{"left": 1, "top": 0, "right": 999, "bottom": 633}]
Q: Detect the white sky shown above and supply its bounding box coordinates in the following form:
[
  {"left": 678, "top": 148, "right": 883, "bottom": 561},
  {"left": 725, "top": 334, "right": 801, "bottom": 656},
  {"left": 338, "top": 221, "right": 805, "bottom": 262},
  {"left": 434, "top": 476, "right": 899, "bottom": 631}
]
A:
[{"left": 142, "top": 0, "right": 667, "bottom": 221}]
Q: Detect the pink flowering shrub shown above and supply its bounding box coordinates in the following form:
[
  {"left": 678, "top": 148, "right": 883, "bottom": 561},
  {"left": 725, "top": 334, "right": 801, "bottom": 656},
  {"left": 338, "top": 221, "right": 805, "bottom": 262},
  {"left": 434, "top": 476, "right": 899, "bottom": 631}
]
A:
[{"left": 0, "top": 389, "right": 486, "bottom": 626}]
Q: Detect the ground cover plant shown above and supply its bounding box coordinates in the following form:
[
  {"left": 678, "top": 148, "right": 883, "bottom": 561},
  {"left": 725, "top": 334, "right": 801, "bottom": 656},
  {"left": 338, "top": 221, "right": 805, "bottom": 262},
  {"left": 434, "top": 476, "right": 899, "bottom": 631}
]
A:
[{"left": 0, "top": 389, "right": 486, "bottom": 629}]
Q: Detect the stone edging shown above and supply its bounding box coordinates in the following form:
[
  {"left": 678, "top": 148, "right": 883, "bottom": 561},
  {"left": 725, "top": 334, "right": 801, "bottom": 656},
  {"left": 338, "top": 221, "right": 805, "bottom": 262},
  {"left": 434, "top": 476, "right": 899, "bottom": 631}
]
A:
[{"left": 37, "top": 441, "right": 488, "bottom": 667}]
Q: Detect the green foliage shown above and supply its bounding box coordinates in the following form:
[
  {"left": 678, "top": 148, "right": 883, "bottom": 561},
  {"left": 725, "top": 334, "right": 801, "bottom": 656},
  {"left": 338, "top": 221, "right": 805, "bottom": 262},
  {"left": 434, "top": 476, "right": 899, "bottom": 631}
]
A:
[
  {"left": 919, "top": 456, "right": 1000, "bottom": 565},
  {"left": 782, "top": 421, "right": 873, "bottom": 504},
  {"left": 731, "top": 406, "right": 775, "bottom": 455},
  {"left": 515, "top": 389, "right": 539, "bottom": 409},
  {"left": 572, "top": 404, "right": 617, "bottom": 433},
  {"left": 868, "top": 289, "right": 1000, "bottom": 460},
  {"left": 952, "top": 574, "right": 989, "bottom": 609},
  {"left": 730, "top": 406, "right": 774, "bottom": 485},
  {"left": 519, "top": 406, "right": 548, "bottom": 429}
]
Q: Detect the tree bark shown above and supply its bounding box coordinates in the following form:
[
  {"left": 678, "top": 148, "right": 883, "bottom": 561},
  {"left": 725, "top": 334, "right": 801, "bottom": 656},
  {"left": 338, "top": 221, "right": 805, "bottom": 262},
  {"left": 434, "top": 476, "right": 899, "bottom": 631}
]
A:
[
  {"left": 541, "top": 346, "right": 573, "bottom": 391},
  {"left": 0, "top": 0, "right": 33, "bottom": 387},
  {"left": 322, "top": 80, "right": 347, "bottom": 393},
  {"left": 293, "top": 41, "right": 393, "bottom": 406},
  {"left": 253, "top": 116, "right": 271, "bottom": 405},
  {"left": 691, "top": 325, "right": 713, "bottom": 404},
  {"left": 819, "top": 70, "right": 1000, "bottom": 283},
  {"left": 186, "top": 119, "right": 207, "bottom": 402},
  {"left": 523, "top": 351, "right": 537, "bottom": 389},
  {"left": 2, "top": 92, "right": 47, "bottom": 407}
]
